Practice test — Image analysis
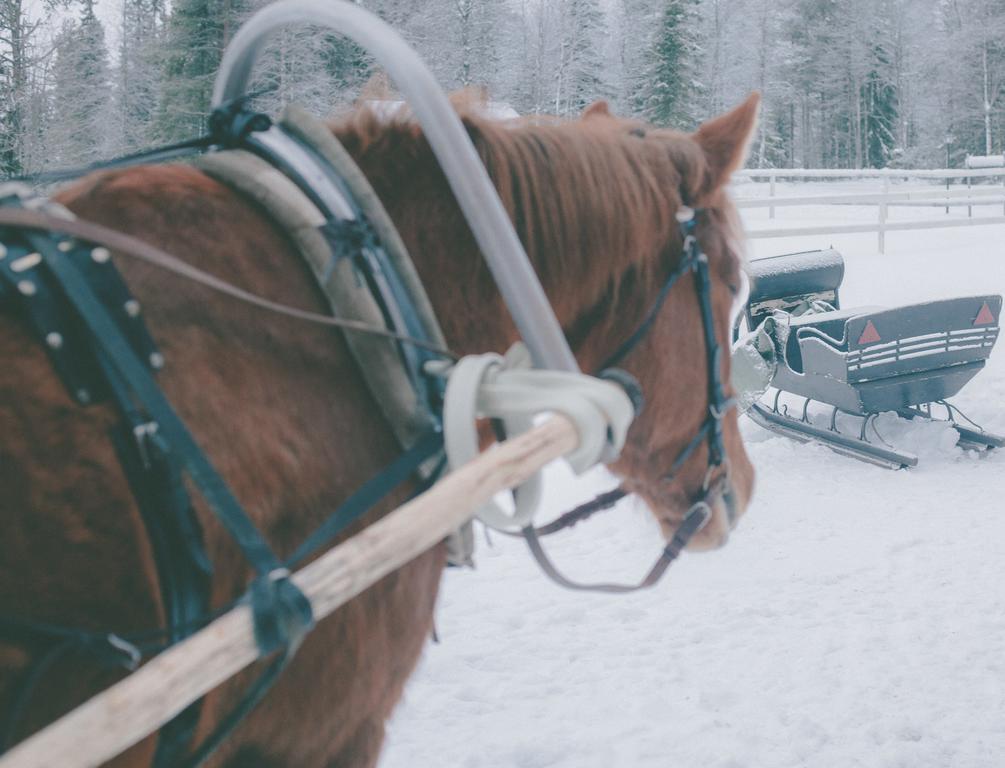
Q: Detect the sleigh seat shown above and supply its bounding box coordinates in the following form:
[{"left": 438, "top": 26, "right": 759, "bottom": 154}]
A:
[{"left": 745, "top": 249, "right": 1001, "bottom": 415}]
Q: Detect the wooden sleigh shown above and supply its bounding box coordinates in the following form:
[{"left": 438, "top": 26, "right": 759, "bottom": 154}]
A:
[{"left": 741, "top": 248, "right": 1003, "bottom": 468}]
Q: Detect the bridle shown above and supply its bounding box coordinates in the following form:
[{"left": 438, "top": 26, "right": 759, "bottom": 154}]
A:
[{"left": 519, "top": 205, "right": 740, "bottom": 593}]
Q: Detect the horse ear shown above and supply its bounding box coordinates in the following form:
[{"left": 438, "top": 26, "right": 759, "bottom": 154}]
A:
[
  {"left": 582, "top": 100, "right": 612, "bottom": 120},
  {"left": 693, "top": 92, "right": 760, "bottom": 194}
]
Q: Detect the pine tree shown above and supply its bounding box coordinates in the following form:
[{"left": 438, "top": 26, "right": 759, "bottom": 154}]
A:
[
  {"left": 554, "top": 0, "right": 608, "bottom": 115},
  {"left": 746, "top": 0, "right": 796, "bottom": 168},
  {"left": 953, "top": 0, "right": 1005, "bottom": 156},
  {"left": 156, "top": 0, "right": 252, "bottom": 141},
  {"left": 45, "top": 0, "right": 112, "bottom": 167},
  {"left": 451, "top": 0, "right": 507, "bottom": 91},
  {"left": 635, "top": 0, "right": 701, "bottom": 129},
  {"left": 118, "top": 0, "right": 167, "bottom": 151},
  {"left": 0, "top": 0, "right": 56, "bottom": 175},
  {"left": 321, "top": 33, "right": 373, "bottom": 104},
  {"left": 864, "top": 12, "right": 899, "bottom": 168},
  {"left": 511, "top": 0, "right": 556, "bottom": 115}
]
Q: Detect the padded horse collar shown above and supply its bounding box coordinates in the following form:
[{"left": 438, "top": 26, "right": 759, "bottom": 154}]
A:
[{"left": 207, "top": 102, "right": 447, "bottom": 434}]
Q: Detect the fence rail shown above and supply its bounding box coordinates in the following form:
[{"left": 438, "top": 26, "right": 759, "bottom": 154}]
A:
[
  {"left": 734, "top": 167, "right": 1005, "bottom": 252},
  {"left": 737, "top": 167, "right": 1005, "bottom": 180}
]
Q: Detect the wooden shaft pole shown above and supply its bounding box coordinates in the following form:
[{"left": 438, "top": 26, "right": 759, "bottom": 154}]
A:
[{"left": 0, "top": 416, "right": 579, "bottom": 768}]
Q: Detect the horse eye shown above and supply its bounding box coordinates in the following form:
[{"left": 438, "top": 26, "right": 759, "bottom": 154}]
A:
[{"left": 629, "top": 127, "right": 646, "bottom": 138}]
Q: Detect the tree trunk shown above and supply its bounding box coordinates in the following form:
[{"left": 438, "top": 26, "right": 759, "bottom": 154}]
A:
[
  {"left": 854, "top": 80, "right": 863, "bottom": 169},
  {"left": 755, "top": 2, "right": 769, "bottom": 168},
  {"left": 984, "top": 38, "right": 993, "bottom": 155}
]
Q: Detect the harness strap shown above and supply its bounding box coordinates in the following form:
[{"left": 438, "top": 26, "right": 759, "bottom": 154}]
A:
[
  {"left": 286, "top": 428, "right": 445, "bottom": 568},
  {"left": 4, "top": 134, "right": 216, "bottom": 186},
  {"left": 0, "top": 208, "right": 453, "bottom": 357},
  {"left": 0, "top": 622, "right": 143, "bottom": 753},
  {"left": 0, "top": 201, "right": 445, "bottom": 764},
  {"left": 598, "top": 244, "right": 703, "bottom": 371},
  {"left": 0, "top": 423, "right": 441, "bottom": 762},
  {"left": 20, "top": 227, "right": 314, "bottom": 655},
  {"left": 0, "top": 642, "right": 75, "bottom": 752},
  {"left": 101, "top": 363, "right": 210, "bottom": 768},
  {"left": 521, "top": 499, "right": 711, "bottom": 593},
  {"left": 691, "top": 232, "right": 733, "bottom": 469},
  {"left": 179, "top": 652, "right": 291, "bottom": 768},
  {"left": 527, "top": 488, "right": 627, "bottom": 537}
]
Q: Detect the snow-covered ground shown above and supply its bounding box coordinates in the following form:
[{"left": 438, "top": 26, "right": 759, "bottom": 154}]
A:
[{"left": 380, "top": 187, "right": 1005, "bottom": 768}]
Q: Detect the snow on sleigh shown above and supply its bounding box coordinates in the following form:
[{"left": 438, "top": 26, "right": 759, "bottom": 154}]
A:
[{"left": 734, "top": 248, "right": 1003, "bottom": 468}]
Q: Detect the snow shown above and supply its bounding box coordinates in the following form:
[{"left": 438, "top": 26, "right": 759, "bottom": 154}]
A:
[{"left": 380, "top": 190, "right": 1005, "bottom": 768}]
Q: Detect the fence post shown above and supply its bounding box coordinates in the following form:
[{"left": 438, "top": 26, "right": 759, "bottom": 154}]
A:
[
  {"left": 968, "top": 176, "right": 972, "bottom": 218},
  {"left": 769, "top": 174, "right": 776, "bottom": 219},
  {"left": 878, "top": 175, "right": 889, "bottom": 254}
]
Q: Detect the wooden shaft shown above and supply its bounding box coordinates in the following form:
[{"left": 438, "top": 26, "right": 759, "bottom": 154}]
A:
[{"left": 0, "top": 416, "right": 579, "bottom": 768}]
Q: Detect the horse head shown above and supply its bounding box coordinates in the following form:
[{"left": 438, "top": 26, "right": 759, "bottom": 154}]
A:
[{"left": 336, "top": 92, "right": 760, "bottom": 552}]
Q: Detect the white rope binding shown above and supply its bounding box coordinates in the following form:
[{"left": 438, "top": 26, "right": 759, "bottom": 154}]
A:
[{"left": 440, "top": 344, "right": 635, "bottom": 530}]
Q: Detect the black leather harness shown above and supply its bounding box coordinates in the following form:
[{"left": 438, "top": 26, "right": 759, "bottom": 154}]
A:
[{"left": 0, "top": 102, "right": 449, "bottom": 766}]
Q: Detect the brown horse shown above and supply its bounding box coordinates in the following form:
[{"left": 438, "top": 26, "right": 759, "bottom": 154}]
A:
[{"left": 0, "top": 93, "right": 758, "bottom": 767}]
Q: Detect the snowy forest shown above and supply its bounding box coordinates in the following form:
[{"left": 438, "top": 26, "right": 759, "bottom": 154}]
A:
[{"left": 3, "top": 0, "right": 1005, "bottom": 176}]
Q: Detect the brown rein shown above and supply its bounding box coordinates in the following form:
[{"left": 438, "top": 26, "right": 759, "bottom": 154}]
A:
[{"left": 0, "top": 208, "right": 456, "bottom": 359}]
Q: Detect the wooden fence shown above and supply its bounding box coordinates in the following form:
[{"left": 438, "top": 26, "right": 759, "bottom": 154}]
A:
[{"left": 735, "top": 168, "right": 1005, "bottom": 253}]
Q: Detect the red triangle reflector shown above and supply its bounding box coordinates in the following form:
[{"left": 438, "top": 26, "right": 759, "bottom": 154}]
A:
[
  {"left": 974, "top": 302, "right": 996, "bottom": 326},
  {"left": 858, "top": 320, "right": 881, "bottom": 345}
]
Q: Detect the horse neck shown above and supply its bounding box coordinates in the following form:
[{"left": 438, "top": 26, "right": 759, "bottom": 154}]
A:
[{"left": 335, "top": 117, "right": 673, "bottom": 368}]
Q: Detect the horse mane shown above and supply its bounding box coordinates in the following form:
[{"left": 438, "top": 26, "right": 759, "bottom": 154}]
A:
[{"left": 331, "top": 101, "right": 727, "bottom": 347}]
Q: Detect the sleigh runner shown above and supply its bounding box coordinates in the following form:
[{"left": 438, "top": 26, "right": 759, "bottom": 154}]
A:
[{"left": 738, "top": 248, "right": 1004, "bottom": 468}]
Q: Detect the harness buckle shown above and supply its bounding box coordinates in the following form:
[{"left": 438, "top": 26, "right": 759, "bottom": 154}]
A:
[
  {"left": 132, "top": 421, "right": 160, "bottom": 469},
  {"left": 675, "top": 206, "right": 696, "bottom": 224},
  {"left": 106, "top": 633, "right": 142, "bottom": 671},
  {"left": 267, "top": 567, "right": 291, "bottom": 582},
  {"left": 665, "top": 499, "right": 713, "bottom": 558},
  {"left": 708, "top": 397, "right": 737, "bottom": 421},
  {"left": 703, "top": 456, "right": 733, "bottom": 493}
]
